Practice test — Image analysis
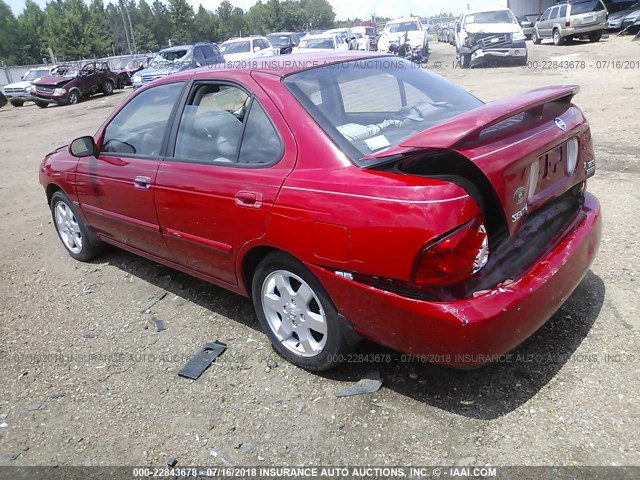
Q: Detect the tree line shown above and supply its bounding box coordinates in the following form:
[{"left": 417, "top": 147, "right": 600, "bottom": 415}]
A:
[{"left": 0, "top": 0, "right": 338, "bottom": 65}]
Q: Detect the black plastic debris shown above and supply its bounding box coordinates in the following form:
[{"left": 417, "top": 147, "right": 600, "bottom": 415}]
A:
[
  {"left": 335, "top": 370, "right": 383, "bottom": 397},
  {"left": 166, "top": 455, "right": 178, "bottom": 467},
  {"left": 178, "top": 342, "right": 227, "bottom": 380}
]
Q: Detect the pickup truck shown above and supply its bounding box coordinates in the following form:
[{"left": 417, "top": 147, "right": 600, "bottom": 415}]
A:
[{"left": 376, "top": 17, "right": 430, "bottom": 57}]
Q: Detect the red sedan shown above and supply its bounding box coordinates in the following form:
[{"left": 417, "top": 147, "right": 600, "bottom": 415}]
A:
[{"left": 39, "top": 53, "right": 601, "bottom": 371}]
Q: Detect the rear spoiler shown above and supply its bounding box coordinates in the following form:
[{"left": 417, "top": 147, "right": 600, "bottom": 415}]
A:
[{"left": 360, "top": 85, "right": 579, "bottom": 162}]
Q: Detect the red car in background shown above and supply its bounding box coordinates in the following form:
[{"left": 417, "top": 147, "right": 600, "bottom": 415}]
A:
[{"left": 39, "top": 53, "right": 601, "bottom": 371}]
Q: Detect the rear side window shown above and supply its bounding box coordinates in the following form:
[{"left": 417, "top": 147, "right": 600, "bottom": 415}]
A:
[
  {"left": 172, "top": 82, "right": 283, "bottom": 167},
  {"left": 560, "top": 5, "right": 568, "bottom": 16},
  {"left": 101, "top": 82, "right": 184, "bottom": 157},
  {"left": 550, "top": 7, "right": 560, "bottom": 19}
]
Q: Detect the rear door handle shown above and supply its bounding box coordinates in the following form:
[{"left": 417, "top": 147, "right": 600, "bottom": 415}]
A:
[
  {"left": 235, "top": 191, "right": 263, "bottom": 208},
  {"left": 134, "top": 176, "right": 152, "bottom": 189}
]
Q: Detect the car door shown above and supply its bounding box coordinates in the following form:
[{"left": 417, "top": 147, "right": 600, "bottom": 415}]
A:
[
  {"left": 537, "top": 8, "right": 553, "bottom": 37},
  {"left": 154, "top": 78, "right": 296, "bottom": 285},
  {"left": 75, "top": 81, "right": 185, "bottom": 258},
  {"left": 193, "top": 46, "right": 207, "bottom": 67}
]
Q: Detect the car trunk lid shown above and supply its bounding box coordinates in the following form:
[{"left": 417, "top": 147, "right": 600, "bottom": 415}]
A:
[{"left": 362, "top": 85, "right": 595, "bottom": 236}]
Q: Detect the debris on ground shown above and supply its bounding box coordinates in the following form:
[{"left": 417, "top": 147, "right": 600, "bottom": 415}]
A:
[
  {"left": 178, "top": 341, "right": 227, "bottom": 380},
  {"left": 26, "top": 402, "right": 44, "bottom": 411},
  {"left": 166, "top": 455, "right": 178, "bottom": 467},
  {"left": 295, "top": 401, "right": 304, "bottom": 413},
  {"left": 153, "top": 318, "right": 166, "bottom": 332},
  {"left": 335, "top": 370, "right": 383, "bottom": 397},
  {"left": 139, "top": 291, "right": 168, "bottom": 313}
]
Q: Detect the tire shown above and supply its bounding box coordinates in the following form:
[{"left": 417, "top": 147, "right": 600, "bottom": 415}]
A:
[
  {"left": 35, "top": 101, "right": 48, "bottom": 108},
  {"left": 532, "top": 30, "right": 541, "bottom": 44},
  {"left": 66, "top": 90, "right": 80, "bottom": 105},
  {"left": 459, "top": 53, "right": 471, "bottom": 68},
  {"left": 50, "top": 191, "right": 102, "bottom": 262},
  {"left": 10, "top": 99, "right": 24, "bottom": 107},
  {"left": 553, "top": 29, "right": 565, "bottom": 45},
  {"left": 102, "top": 80, "right": 114, "bottom": 96},
  {"left": 251, "top": 252, "right": 359, "bottom": 371},
  {"left": 589, "top": 31, "right": 603, "bottom": 42}
]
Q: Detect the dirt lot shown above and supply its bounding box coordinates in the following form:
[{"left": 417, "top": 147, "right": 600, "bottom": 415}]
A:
[{"left": 0, "top": 36, "right": 638, "bottom": 468}]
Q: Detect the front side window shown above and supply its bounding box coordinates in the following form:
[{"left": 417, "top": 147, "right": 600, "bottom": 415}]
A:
[
  {"left": 540, "top": 8, "right": 552, "bottom": 20},
  {"left": 284, "top": 58, "right": 482, "bottom": 165},
  {"left": 550, "top": 7, "right": 560, "bottom": 19},
  {"left": 172, "top": 83, "right": 283, "bottom": 166},
  {"left": 101, "top": 82, "right": 184, "bottom": 157}
]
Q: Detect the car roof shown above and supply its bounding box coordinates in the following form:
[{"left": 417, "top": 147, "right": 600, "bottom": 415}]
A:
[
  {"left": 302, "top": 33, "right": 337, "bottom": 39},
  {"left": 161, "top": 45, "right": 195, "bottom": 51},
  {"left": 166, "top": 52, "right": 389, "bottom": 80},
  {"left": 268, "top": 32, "right": 296, "bottom": 35},
  {"left": 464, "top": 8, "right": 513, "bottom": 14},
  {"left": 387, "top": 17, "right": 420, "bottom": 23}
]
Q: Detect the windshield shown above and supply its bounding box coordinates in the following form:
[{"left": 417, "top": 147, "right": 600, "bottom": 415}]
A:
[
  {"left": 267, "top": 35, "right": 292, "bottom": 47},
  {"left": 571, "top": 0, "right": 606, "bottom": 14},
  {"left": 298, "top": 37, "right": 335, "bottom": 49},
  {"left": 353, "top": 32, "right": 364, "bottom": 38},
  {"left": 387, "top": 21, "right": 419, "bottom": 33},
  {"left": 54, "top": 67, "right": 79, "bottom": 77},
  {"left": 465, "top": 10, "right": 517, "bottom": 24},
  {"left": 150, "top": 49, "right": 192, "bottom": 68},
  {"left": 283, "top": 58, "right": 483, "bottom": 165},
  {"left": 24, "top": 70, "right": 48, "bottom": 81},
  {"left": 220, "top": 41, "right": 250, "bottom": 54}
]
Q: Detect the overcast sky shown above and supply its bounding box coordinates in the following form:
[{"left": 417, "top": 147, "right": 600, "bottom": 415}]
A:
[{"left": 6, "top": 0, "right": 509, "bottom": 20}]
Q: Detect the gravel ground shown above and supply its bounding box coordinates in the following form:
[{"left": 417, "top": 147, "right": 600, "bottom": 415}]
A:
[{"left": 0, "top": 35, "right": 638, "bottom": 468}]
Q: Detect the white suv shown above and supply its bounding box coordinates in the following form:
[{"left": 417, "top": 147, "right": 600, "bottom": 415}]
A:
[{"left": 220, "top": 36, "right": 278, "bottom": 62}]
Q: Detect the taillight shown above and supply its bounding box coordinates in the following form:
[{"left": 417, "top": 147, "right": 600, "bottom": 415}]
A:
[
  {"left": 412, "top": 217, "right": 489, "bottom": 287},
  {"left": 565, "top": 20, "right": 571, "bottom": 27}
]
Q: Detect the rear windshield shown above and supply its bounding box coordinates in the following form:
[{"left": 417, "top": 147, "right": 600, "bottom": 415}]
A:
[
  {"left": 283, "top": 58, "right": 483, "bottom": 166},
  {"left": 571, "top": 0, "right": 606, "bottom": 14}
]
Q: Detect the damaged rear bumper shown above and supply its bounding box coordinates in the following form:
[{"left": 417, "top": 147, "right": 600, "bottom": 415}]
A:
[{"left": 309, "top": 192, "right": 601, "bottom": 368}]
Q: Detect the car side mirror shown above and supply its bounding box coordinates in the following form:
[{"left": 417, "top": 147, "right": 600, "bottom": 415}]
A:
[
  {"left": 253, "top": 46, "right": 261, "bottom": 52},
  {"left": 69, "top": 136, "right": 97, "bottom": 158}
]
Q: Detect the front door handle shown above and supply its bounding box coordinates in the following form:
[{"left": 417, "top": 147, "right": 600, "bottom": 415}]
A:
[
  {"left": 134, "top": 176, "right": 152, "bottom": 189},
  {"left": 235, "top": 191, "right": 263, "bottom": 208}
]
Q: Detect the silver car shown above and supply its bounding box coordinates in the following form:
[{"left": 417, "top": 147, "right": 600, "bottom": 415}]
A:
[{"left": 532, "top": 0, "right": 607, "bottom": 45}]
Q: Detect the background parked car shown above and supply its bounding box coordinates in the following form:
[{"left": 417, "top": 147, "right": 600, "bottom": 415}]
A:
[
  {"left": 377, "top": 17, "right": 430, "bottom": 56},
  {"left": 516, "top": 14, "right": 536, "bottom": 39},
  {"left": 532, "top": 0, "right": 608, "bottom": 45},
  {"left": 2, "top": 66, "right": 53, "bottom": 107},
  {"left": 266, "top": 32, "right": 300, "bottom": 54},
  {"left": 620, "top": 5, "right": 640, "bottom": 31},
  {"left": 132, "top": 43, "right": 224, "bottom": 89},
  {"left": 110, "top": 55, "right": 153, "bottom": 87},
  {"left": 455, "top": 8, "right": 528, "bottom": 68},
  {"left": 220, "top": 36, "right": 278, "bottom": 61},
  {"left": 292, "top": 33, "right": 349, "bottom": 53},
  {"left": 30, "top": 61, "right": 119, "bottom": 107},
  {"left": 607, "top": 2, "right": 640, "bottom": 31},
  {"left": 352, "top": 25, "right": 377, "bottom": 50},
  {"left": 324, "top": 28, "right": 359, "bottom": 50}
]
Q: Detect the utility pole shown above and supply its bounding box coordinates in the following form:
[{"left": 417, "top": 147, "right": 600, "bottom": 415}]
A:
[
  {"left": 124, "top": 1, "right": 137, "bottom": 53},
  {"left": 118, "top": 0, "right": 132, "bottom": 54}
]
